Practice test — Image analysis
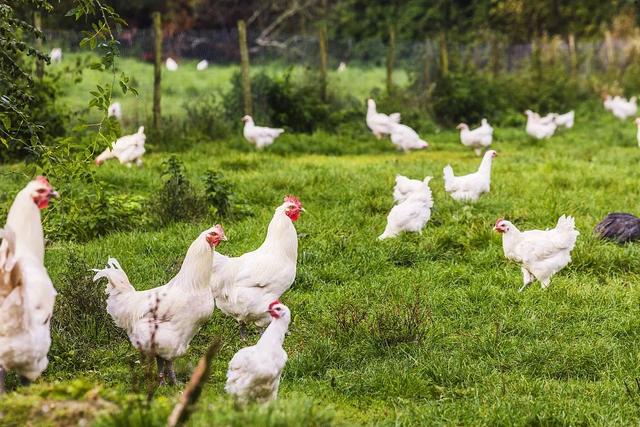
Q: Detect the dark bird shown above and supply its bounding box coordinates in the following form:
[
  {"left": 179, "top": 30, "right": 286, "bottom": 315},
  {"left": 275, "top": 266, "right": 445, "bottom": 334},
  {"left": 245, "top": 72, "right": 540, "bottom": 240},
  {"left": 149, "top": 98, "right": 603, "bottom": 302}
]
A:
[{"left": 594, "top": 213, "right": 640, "bottom": 243}]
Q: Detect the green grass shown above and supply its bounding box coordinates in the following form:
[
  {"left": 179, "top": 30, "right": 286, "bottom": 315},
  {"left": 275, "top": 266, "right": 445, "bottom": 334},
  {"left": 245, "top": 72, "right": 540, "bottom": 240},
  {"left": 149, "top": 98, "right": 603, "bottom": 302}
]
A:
[{"left": 3, "top": 59, "right": 640, "bottom": 426}]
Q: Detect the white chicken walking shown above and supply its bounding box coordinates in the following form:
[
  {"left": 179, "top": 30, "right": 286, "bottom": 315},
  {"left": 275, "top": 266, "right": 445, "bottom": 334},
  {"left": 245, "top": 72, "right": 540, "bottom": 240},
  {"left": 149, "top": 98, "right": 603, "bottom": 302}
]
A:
[
  {"left": 95, "top": 126, "right": 146, "bottom": 167},
  {"left": 166, "top": 57, "right": 178, "bottom": 71},
  {"left": 525, "top": 111, "right": 556, "bottom": 139},
  {"left": 366, "top": 98, "right": 400, "bottom": 139},
  {"left": 93, "top": 225, "right": 227, "bottom": 384},
  {"left": 211, "top": 196, "right": 303, "bottom": 335},
  {"left": 389, "top": 122, "right": 428, "bottom": 152},
  {"left": 553, "top": 111, "right": 574, "bottom": 129},
  {"left": 494, "top": 216, "right": 579, "bottom": 291},
  {"left": 443, "top": 150, "right": 497, "bottom": 202},
  {"left": 379, "top": 176, "right": 433, "bottom": 240},
  {"left": 457, "top": 119, "right": 493, "bottom": 156},
  {"left": 242, "top": 115, "right": 284, "bottom": 149},
  {"left": 0, "top": 177, "right": 59, "bottom": 393},
  {"left": 225, "top": 301, "right": 290, "bottom": 405}
]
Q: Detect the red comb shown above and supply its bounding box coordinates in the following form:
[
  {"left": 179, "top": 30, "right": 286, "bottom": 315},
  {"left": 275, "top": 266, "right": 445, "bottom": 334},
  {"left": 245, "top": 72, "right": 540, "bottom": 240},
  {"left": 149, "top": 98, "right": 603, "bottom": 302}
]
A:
[
  {"left": 284, "top": 195, "right": 301, "bottom": 207},
  {"left": 36, "top": 176, "right": 50, "bottom": 185},
  {"left": 495, "top": 218, "right": 504, "bottom": 226},
  {"left": 268, "top": 300, "right": 281, "bottom": 310}
]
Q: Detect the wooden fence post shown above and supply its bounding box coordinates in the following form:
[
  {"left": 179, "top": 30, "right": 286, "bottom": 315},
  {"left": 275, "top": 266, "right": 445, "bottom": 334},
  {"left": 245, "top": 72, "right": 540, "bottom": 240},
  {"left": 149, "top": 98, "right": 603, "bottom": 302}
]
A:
[
  {"left": 490, "top": 34, "right": 501, "bottom": 77},
  {"left": 237, "top": 20, "right": 252, "bottom": 116},
  {"left": 604, "top": 29, "right": 615, "bottom": 74},
  {"left": 439, "top": 30, "right": 449, "bottom": 77},
  {"left": 386, "top": 25, "right": 396, "bottom": 93},
  {"left": 318, "top": 25, "right": 328, "bottom": 101},
  {"left": 422, "top": 40, "right": 431, "bottom": 87},
  {"left": 34, "top": 12, "right": 44, "bottom": 80},
  {"left": 152, "top": 12, "right": 162, "bottom": 130},
  {"left": 568, "top": 33, "right": 577, "bottom": 77}
]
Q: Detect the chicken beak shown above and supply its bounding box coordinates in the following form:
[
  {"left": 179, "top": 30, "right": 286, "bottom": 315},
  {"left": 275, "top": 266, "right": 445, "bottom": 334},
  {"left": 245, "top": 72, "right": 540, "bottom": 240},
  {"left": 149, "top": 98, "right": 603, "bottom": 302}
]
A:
[{"left": 50, "top": 190, "right": 60, "bottom": 199}]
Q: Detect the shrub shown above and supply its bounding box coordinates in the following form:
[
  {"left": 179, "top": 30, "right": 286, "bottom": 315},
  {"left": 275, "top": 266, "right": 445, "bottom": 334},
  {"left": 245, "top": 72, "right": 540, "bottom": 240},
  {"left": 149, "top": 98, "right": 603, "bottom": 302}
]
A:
[
  {"left": 182, "top": 93, "right": 230, "bottom": 139},
  {"left": 156, "top": 156, "right": 206, "bottom": 225}
]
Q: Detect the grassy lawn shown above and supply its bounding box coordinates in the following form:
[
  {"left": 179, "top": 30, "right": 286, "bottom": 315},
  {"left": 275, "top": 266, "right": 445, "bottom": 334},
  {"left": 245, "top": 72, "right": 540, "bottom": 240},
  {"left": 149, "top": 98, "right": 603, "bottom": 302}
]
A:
[{"left": 2, "top": 57, "right": 640, "bottom": 426}]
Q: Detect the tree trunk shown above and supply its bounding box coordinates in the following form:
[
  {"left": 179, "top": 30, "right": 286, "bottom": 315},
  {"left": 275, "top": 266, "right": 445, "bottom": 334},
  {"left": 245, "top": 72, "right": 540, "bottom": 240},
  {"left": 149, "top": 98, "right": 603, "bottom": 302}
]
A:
[
  {"left": 318, "top": 25, "right": 328, "bottom": 102},
  {"left": 604, "top": 29, "right": 615, "bottom": 75},
  {"left": 439, "top": 30, "right": 449, "bottom": 77},
  {"left": 152, "top": 12, "right": 162, "bottom": 130},
  {"left": 568, "top": 33, "right": 577, "bottom": 78},
  {"left": 423, "top": 40, "right": 431, "bottom": 88},
  {"left": 34, "top": 12, "right": 43, "bottom": 80},
  {"left": 237, "top": 20, "right": 252, "bottom": 116},
  {"left": 386, "top": 25, "right": 396, "bottom": 93}
]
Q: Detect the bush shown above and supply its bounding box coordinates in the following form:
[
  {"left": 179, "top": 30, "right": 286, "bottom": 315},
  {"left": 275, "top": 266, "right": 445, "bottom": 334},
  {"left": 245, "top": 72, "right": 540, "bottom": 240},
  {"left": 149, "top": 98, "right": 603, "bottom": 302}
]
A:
[
  {"left": 156, "top": 156, "right": 206, "bottom": 225},
  {"left": 202, "top": 170, "right": 250, "bottom": 220},
  {"left": 182, "top": 93, "right": 230, "bottom": 139}
]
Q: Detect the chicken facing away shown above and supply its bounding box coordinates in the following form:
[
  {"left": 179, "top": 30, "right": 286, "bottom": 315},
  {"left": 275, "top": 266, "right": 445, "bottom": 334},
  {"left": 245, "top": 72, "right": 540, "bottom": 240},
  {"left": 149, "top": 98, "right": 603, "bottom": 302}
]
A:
[
  {"left": 443, "top": 150, "right": 497, "bottom": 202},
  {"left": 379, "top": 176, "right": 433, "bottom": 240},
  {"left": 553, "top": 111, "right": 574, "bottom": 128},
  {"left": 95, "top": 126, "right": 146, "bottom": 167},
  {"left": 225, "top": 301, "right": 290, "bottom": 405},
  {"left": 211, "top": 196, "right": 303, "bottom": 333},
  {"left": 595, "top": 213, "right": 640, "bottom": 244},
  {"left": 242, "top": 115, "right": 284, "bottom": 149},
  {"left": 93, "top": 225, "right": 227, "bottom": 385},
  {"left": 389, "top": 122, "right": 428, "bottom": 152},
  {"left": 366, "top": 99, "right": 400, "bottom": 139},
  {"left": 525, "top": 110, "right": 557, "bottom": 139},
  {"left": 50, "top": 48, "right": 62, "bottom": 63},
  {"left": 494, "top": 216, "right": 579, "bottom": 291},
  {"left": 196, "top": 60, "right": 209, "bottom": 71},
  {"left": 0, "top": 177, "right": 59, "bottom": 393},
  {"left": 457, "top": 119, "right": 493, "bottom": 156},
  {"left": 108, "top": 102, "right": 122, "bottom": 120},
  {"left": 166, "top": 57, "right": 178, "bottom": 71}
]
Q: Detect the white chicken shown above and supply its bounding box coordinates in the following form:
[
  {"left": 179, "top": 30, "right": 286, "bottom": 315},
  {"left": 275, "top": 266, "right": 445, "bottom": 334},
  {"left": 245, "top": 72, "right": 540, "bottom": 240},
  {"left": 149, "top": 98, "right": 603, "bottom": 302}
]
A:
[
  {"left": 241, "top": 115, "right": 284, "bottom": 149},
  {"left": 211, "top": 196, "right": 303, "bottom": 333},
  {"left": 379, "top": 176, "right": 433, "bottom": 240},
  {"left": 389, "top": 122, "right": 428, "bottom": 152},
  {"left": 95, "top": 126, "right": 146, "bottom": 167},
  {"left": 225, "top": 301, "right": 290, "bottom": 405},
  {"left": 196, "top": 60, "right": 209, "bottom": 71},
  {"left": 108, "top": 102, "right": 122, "bottom": 121},
  {"left": 337, "top": 61, "right": 347, "bottom": 72},
  {"left": 93, "top": 225, "right": 226, "bottom": 384},
  {"left": 553, "top": 111, "right": 574, "bottom": 128},
  {"left": 611, "top": 97, "right": 637, "bottom": 120},
  {"left": 494, "top": 216, "right": 579, "bottom": 291},
  {"left": 457, "top": 119, "right": 493, "bottom": 156},
  {"left": 0, "top": 177, "right": 58, "bottom": 392},
  {"left": 166, "top": 57, "right": 178, "bottom": 71},
  {"left": 525, "top": 111, "right": 556, "bottom": 139},
  {"left": 393, "top": 174, "right": 427, "bottom": 203},
  {"left": 366, "top": 99, "right": 400, "bottom": 139},
  {"left": 49, "top": 48, "right": 62, "bottom": 64},
  {"left": 443, "top": 150, "right": 497, "bottom": 202}
]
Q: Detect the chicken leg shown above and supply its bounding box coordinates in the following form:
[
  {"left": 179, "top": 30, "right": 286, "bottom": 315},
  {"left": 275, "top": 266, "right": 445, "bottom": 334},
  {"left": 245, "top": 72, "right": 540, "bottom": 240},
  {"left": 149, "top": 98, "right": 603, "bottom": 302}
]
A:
[
  {"left": 164, "top": 360, "right": 177, "bottom": 385},
  {"left": 519, "top": 267, "right": 534, "bottom": 292},
  {"left": 156, "top": 356, "right": 166, "bottom": 385},
  {"left": 19, "top": 376, "right": 31, "bottom": 387},
  {"left": 239, "top": 322, "right": 249, "bottom": 340},
  {"left": 0, "top": 366, "right": 5, "bottom": 394}
]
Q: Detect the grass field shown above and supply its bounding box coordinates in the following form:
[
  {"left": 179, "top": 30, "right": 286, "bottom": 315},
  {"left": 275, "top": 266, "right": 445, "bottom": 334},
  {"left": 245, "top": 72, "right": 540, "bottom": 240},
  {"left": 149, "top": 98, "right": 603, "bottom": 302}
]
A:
[{"left": 2, "top": 56, "right": 640, "bottom": 426}]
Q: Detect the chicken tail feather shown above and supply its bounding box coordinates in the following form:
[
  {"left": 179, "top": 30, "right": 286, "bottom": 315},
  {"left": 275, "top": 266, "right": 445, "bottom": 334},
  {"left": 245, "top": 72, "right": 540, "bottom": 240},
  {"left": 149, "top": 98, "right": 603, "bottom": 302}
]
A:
[{"left": 93, "top": 257, "right": 135, "bottom": 296}]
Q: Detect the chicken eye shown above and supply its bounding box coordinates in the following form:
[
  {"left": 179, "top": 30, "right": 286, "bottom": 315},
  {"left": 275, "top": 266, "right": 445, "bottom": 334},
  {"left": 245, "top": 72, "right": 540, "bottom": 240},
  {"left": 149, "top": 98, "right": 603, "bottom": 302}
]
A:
[{"left": 36, "top": 188, "right": 47, "bottom": 193}]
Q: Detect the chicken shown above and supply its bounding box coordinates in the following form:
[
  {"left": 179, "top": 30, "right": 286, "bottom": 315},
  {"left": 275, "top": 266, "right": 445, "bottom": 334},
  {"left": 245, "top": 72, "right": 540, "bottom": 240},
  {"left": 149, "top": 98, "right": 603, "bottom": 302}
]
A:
[
  {"left": 108, "top": 102, "right": 122, "bottom": 121},
  {"left": 443, "top": 150, "right": 497, "bottom": 202},
  {"left": 389, "top": 122, "right": 428, "bottom": 152},
  {"left": 610, "top": 97, "right": 637, "bottom": 120},
  {"left": 49, "top": 48, "right": 62, "bottom": 63},
  {"left": 196, "top": 60, "right": 208, "bottom": 71},
  {"left": 393, "top": 174, "right": 427, "bottom": 203},
  {"left": 0, "top": 177, "right": 59, "bottom": 393},
  {"left": 457, "top": 120, "right": 493, "bottom": 156},
  {"left": 595, "top": 213, "right": 640, "bottom": 243},
  {"left": 337, "top": 61, "right": 347, "bottom": 72},
  {"left": 241, "top": 115, "right": 284, "bottom": 149},
  {"left": 211, "top": 196, "right": 303, "bottom": 332},
  {"left": 494, "top": 216, "right": 579, "bottom": 291},
  {"left": 95, "top": 126, "right": 146, "bottom": 167},
  {"left": 553, "top": 111, "right": 574, "bottom": 128},
  {"left": 225, "top": 301, "right": 290, "bottom": 405},
  {"left": 93, "top": 225, "right": 226, "bottom": 384},
  {"left": 366, "top": 99, "right": 400, "bottom": 139},
  {"left": 525, "top": 111, "right": 556, "bottom": 139},
  {"left": 166, "top": 57, "right": 178, "bottom": 71},
  {"left": 379, "top": 176, "right": 433, "bottom": 240}
]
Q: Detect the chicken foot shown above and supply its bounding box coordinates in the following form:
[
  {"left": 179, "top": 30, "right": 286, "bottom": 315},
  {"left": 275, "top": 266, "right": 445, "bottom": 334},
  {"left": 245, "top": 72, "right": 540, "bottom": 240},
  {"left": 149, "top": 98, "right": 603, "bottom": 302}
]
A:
[
  {"left": 0, "top": 366, "right": 5, "bottom": 394},
  {"left": 19, "top": 376, "right": 31, "bottom": 387},
  {"left": 164, "top": 360, "right": 177, "bottom": 385},
  {"left": 519, "top": 267, "right": 534, "bottom": 292},
  {"left": 239, "top": 322, "right": 249, "bottom": 340},
  {"left": 156, "top": 356, "right": 166, "bottom": 385}
]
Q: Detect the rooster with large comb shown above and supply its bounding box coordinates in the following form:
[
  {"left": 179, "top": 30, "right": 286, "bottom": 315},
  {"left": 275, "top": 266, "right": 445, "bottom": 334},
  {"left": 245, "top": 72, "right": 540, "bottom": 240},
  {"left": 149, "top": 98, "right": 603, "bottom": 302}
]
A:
[
  {"left": 211, "top": 196, "right": 304, "bottom": 337},
  {"left": 0, "top": 177, "right": 59, "bottom": 392}
]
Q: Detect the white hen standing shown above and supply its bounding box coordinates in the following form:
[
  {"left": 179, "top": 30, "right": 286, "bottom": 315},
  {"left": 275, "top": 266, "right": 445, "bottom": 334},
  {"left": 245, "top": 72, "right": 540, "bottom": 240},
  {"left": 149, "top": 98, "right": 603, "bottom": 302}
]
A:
[
  {"left": 166, "top": 57, "right": 178, "bottom": 71},
  {"left": 457, "top": 120, "right": 493, "bottom": 156},
  {"left": 389, "top": 122, "right": 428, "bottom": 152},
  {"left": 366, "top": 99, "right": 400, "bottom": 139},
  {"left": 525, "top": 111, "right": 556, "bottom": 139},
  {"left": 0, "top": 177, "right": 59, "bottom": 392},
  {"left": 495, "top": 216, "right": 579, "bottom": 292},
  {"left": 393, "top": 175, "right": 427, "bottom": 203},
  {"left": 196, "top": 60, "right": 209, "bottom": 71},
  {"left": 225, "top": 301, "right": 290, "bottom": 405},
  {"left": 242, "top": 116, "right": 284, "bottom": 149},
  {"left": 95, "top": 126, "right": 146, "bottom": 167},
  {"left": 379, "top": 176, "right": 433, "bottom": 240},
  {"left": 93, "top": 225, "right": 226, "bottom": 384},
  {"left": 211, "top": 196, "right": 303, "bottom": 334},
  {"left": 443, "top": 150, "right": 497, "bottom": 202}
]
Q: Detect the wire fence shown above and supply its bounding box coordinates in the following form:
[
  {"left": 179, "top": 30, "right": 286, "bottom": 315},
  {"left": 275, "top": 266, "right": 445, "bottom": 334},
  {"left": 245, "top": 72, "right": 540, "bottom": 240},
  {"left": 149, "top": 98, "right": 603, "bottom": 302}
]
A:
[{"left": 42, "top": 29, "right": 640, "bottom": 78}]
